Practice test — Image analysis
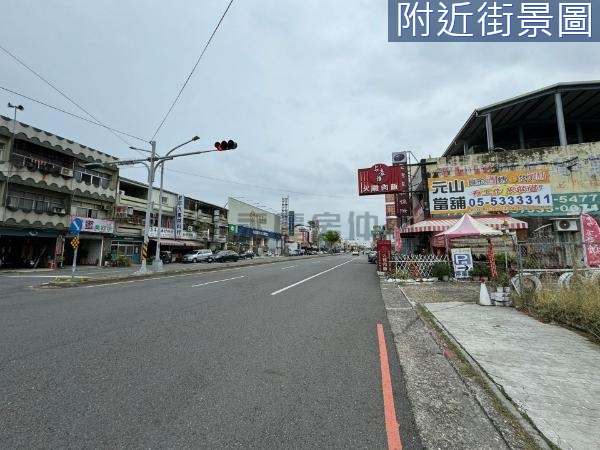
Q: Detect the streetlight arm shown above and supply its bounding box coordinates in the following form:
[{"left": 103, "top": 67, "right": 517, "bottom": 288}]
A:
[{"left": 165, "top": 136, "right": 200, "bottom": 157}]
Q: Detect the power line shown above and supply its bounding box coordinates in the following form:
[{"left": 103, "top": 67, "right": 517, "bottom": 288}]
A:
[
  {"left": 0, "top": 85, "right": 148, "bottom": 143},
  {"left": 150, "top": 0, "right": 235, "bottom": 141},
  {"left": 161, "top": 167, "right": 357, "bottom": 199},
  {"left": 0, "top": 43, "right": 136, "bottom": 148}
]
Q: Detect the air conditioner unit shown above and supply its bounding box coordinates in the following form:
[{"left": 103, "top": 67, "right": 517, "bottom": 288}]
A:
[
  {"left": 52, "top": 207, "right": 66, "bottom": 215},
  {"left": 127, "top": 207, "right": 134, "bottom": 216},
  {"left": 187, "top": 226, "right": 194, "bottom": 232},
  {"left": 60, "top": 167, "right": 74, "bottom": 177},
  {"left": 392, "top": 152, "right": 408, "bottom": 165},
  {"left": 553, "top": 219, "right": 578, "bottom": 232},
  {"left": 119, "top": 190, "right": 125, "bottom": 196},
  {"left": 102, "top": 205, "right": 111, "bottom": 211}
]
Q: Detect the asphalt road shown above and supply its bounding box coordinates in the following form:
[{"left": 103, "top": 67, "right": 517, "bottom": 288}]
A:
[{"left": 1, "top": 255, "right": 421, "bottom": 449}]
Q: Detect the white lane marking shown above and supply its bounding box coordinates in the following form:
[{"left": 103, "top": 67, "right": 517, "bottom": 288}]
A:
[
  {"left": 5, "top": 275, "right": 66, "bottom": 278},
  {"left": 82, "top": 280, "right": 137, "bottom": 288},
  {"left": 281, "top": 265, "right": 297, "bottom": 270},
  {"left": 192, "top": 275, "right": 245, "bottom": 287},
  {"left": 270, "top": 258, "right": 356, "bottom": 296}
]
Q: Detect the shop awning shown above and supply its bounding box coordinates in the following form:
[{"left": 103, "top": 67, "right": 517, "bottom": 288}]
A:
[
  {"left": 402, "top": 216, "right": 528, "bottom": 234},
  {"left": 0, "top": 228, "right": 60, "bottom": 238},
  {"left": 152, "top": 238, "right": 203, "bottom": 248}
]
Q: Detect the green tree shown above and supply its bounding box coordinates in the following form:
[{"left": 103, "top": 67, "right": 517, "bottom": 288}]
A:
[{"left": 322, "top": 230, "right": 341, "bottom": 251}]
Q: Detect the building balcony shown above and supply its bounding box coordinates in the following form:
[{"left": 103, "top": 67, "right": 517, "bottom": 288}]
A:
[
  {"left": 0, "top": 203, "right": 69, "bottom": 228},
  {"left": 1, "top": 154, "right": 116, "bottom": 201}
]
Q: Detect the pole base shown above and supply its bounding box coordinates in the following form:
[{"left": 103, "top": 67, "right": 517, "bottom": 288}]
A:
[
  {"left": 152, "top": 260, "right": 164, "bottom": 272},
  {"left": 135, "top": 261, "right": 151, "bottom": 275}
]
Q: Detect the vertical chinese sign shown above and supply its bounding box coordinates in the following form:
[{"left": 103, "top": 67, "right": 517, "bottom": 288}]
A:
[
  {"left": 176, "top": 194, "right": 185, "bottom": 238},
  {"left": 377, "top": 240, "right": 392, "bottom": 273},
  {"left": 395, "top": 163, "right": 411, "bottom": 217}
]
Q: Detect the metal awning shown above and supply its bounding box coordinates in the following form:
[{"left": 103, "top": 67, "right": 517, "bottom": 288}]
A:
[
  {"left": 402, "top": 216, "right": 528, "bottom": 234},
  {"left": 151, "top": 238, "right": 202, "bottom": 247}
]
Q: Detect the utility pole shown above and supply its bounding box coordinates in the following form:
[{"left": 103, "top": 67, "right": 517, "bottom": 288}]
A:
[{"left": 139, "top": 140, "right": 157, "bottom": 273}]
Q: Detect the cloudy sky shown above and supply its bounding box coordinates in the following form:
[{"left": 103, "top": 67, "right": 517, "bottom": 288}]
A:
[{"left": 1, "top": 1, "right": 598, "bottom": 240}]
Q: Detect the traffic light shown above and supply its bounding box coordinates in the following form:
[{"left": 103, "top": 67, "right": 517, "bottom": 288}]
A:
[{"left": 214, "top": 140, "right": 238, "bottom": 151}]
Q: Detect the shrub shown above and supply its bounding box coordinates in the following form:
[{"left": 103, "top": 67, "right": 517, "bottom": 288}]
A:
[
  {"left": 114, "top": 255, "right": 131, "bottom": 267},
  {"left": 516, "top": 274, "right": 600, "bottom": 341},
  {"left": 431, "top": 262, "right": 452, "bottom": 279}
]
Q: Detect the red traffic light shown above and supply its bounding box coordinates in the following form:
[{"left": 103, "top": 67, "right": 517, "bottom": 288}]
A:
[{"left": 214, "top": 139, "right": 238, "bottom": 151}]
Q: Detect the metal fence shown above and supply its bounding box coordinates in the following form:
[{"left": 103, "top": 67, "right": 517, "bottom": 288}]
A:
[
  {"left": 513, "top": 239, "right": 600, "bottom": 293},
  {"left": 390, "top": 254, "right": 449, "bottom": 280}
]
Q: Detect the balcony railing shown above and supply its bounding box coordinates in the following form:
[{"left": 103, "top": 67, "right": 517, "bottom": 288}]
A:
[{"left": 6, "top": 196, "right": 67, "bottom": 215}]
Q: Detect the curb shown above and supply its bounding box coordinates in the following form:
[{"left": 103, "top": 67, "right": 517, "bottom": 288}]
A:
[{"left": 39, "top": 254, "right": 339, "bottom": 288}]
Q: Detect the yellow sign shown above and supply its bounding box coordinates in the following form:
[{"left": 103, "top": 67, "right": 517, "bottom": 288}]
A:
[{"left": 428, "top": 168, "right": 553, "bottom": 215}]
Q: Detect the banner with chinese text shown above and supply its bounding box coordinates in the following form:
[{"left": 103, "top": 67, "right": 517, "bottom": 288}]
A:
[
  {"left": 428, "top": 168, "right": 553, "bottom": 215},
  {"left": 581, "top": 213, "right": 600, "bottom": 267},
  {"left": 358, "top": 164, "right": 405, "bottom": 196}
]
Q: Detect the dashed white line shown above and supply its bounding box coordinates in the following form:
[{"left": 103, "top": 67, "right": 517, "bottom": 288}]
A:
[
  {"left": 270, "top": 258, "right": 356, "bottom": 296},
  {"left": 192, "top": 275, "right": 245, "bottom": 287},
  {"left": 281, "top": 265, "right": 297, "bottom": 270}
]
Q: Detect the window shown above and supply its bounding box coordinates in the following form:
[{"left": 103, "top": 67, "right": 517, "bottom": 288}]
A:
[
  {"left": 161, "top": 196, "right": 168, "bottom": 204},
  {"left": 6, "top": 188, "right": 65, "bottom": 213}
]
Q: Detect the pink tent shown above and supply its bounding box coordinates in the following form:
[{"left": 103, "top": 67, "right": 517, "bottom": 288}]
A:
[{"left": 435, "top": 214, "right": 502, "bottom": 239}]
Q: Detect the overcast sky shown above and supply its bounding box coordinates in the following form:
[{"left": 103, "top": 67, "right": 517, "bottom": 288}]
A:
[{"left": 1, "top": 1, "right": 598, "bottom": 240}]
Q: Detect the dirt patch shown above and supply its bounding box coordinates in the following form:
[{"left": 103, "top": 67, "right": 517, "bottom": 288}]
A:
[{"left": 400, "top": 281, "right": 480, "bottom": 303}]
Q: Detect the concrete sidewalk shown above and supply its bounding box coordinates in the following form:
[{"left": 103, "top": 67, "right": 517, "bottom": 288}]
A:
[{"left": 426, "top": 302, "right": 600, "bottom": 450}]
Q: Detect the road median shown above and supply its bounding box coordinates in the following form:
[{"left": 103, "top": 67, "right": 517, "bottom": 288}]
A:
[{"left": 40, "top": 254, "right": 339, "bottom": 288}]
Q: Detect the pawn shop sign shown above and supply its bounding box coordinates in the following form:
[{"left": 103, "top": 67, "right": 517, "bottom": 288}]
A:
[{"left": 358, "top": 163, "right": 404, "bottom": 196}]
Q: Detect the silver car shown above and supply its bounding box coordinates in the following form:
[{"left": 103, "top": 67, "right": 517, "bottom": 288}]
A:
[{"left": 182, "top": 249, "right": 213, "bottom": 263}]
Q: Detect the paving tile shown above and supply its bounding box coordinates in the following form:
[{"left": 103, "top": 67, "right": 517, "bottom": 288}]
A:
[{"left": 426, "top": 302, "right": 600, "bottom": 450}]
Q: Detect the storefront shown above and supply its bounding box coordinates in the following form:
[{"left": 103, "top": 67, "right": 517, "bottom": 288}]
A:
[
  {"left": 234, "top": 226, "right": 282, "bottom": 255},
  {"left": 0, "top": 227, "right": 61, "bottom": 268},
  {"left": 64, "top": 217, "right": 114, "bottom": 266},
  {"left": 111, "top": 236, "right": 142, "bottom": 264}
]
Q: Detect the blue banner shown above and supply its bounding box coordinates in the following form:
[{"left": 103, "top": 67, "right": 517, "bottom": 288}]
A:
[{"left": 388, "top": 1, "right": 598, "bottom": 42}]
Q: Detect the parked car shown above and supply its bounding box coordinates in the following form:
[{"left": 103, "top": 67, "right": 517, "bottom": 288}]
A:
[
  {"left": 182, "top": 249, "right": 212, "bottom": 263},
  {"left": 159, "top": 251, "right": 172, "bottom": 264},
  {"left": 368, "top": 251, "right": 378, "bottom": 264},
  {"left": 213, "top": 250, "right": 239, "bottom": 263},
  {"left": 238, "top": 250, "right": 255, "bottom": 260}
]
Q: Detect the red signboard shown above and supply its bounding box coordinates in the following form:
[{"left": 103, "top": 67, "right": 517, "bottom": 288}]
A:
[
  {"left": 358, "top": 164, "right": 404, "bottom": 196},
  {"left": 395, "top": 193, "right": 411, "bottom": 216},
  {"left": 581, "top": 213, "right": 600, "bottom": 267},
  {"left": 377, "top": 240, "right": 392, "bottom": 272}
]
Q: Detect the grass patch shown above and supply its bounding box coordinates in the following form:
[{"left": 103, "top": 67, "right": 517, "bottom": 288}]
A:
[
  {"left": 515, "top": 274, "right": 600, "bottom": 343},
  {"left": 416, "top": 304, "right": 550, "bottom": 450}
]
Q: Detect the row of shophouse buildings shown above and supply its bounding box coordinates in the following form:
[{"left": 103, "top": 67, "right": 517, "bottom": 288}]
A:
[
  {"left": 387, "top": 81, "right": 600, "bottom": 265},
  {"left": 0, "top": 115, "right": 283, "bottom": 268}
]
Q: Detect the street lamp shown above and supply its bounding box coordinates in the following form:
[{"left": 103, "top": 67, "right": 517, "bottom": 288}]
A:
[{"left": 139, "top": 136, "right": 199, "bottom": 272}]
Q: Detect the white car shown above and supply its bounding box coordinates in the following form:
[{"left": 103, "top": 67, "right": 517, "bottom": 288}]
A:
[
  {"left": 352, "top": 250, "right": 360, "bottom": 256},
  {"left": 182, "top": 249, "right": 212, "bottom": 263}
]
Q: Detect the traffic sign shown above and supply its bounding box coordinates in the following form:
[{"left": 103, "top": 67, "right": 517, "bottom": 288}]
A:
[
  {"left": 70, "top": 218, "right": 83, "bottom": 235},
  {"left": 451, "top": 248, "right": 473, "bottom": 279},
  {"left": 71, "top": 236, "right": 80, "bottom": 249}
]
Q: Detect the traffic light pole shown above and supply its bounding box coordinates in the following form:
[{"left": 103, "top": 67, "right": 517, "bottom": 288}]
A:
[
  {"left": 138, "top": 140, "right": 157, "bottom": 274},
  {"left": 84, "top": 139, "right": 237, "bottom": 274}
]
